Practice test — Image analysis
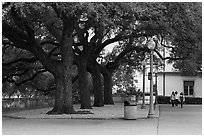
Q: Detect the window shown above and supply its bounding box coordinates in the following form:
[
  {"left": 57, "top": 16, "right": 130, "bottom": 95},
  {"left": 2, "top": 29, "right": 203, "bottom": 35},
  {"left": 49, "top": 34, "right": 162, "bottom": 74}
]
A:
[{"left": 183, "top": 81, "right": 194, "bottom": 96}]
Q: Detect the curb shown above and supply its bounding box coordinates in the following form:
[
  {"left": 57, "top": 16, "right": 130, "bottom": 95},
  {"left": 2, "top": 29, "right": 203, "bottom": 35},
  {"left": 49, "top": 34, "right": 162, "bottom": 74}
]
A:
[
  {"left": 2, "top": 104, "right": 160, "bottom": 120},
  {"left": 2, "top": 115, "right": 26, "bottom": 119},
  {"left": 2, "top": 114, "right": 159, "bottom": 120}
]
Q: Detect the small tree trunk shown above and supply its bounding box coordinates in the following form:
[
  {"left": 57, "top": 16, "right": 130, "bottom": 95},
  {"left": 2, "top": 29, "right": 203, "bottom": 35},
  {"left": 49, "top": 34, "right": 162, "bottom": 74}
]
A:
[
  {"left": 78, "top": 56, "right": 92, "bottom": 109},
  {"left": 100, "top": 65, "right": 114, "bottom": 105},
  {"left": 90, "top": 62, "right": 104, "bottom": 107},
  {"left": 104, "top": 71, "right": 114, "bottom": 104}
]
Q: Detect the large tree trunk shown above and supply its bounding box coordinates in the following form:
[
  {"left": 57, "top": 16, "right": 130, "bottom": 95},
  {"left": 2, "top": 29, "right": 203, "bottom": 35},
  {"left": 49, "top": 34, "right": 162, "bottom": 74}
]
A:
[
  {"left": 78, "top": 56, "right": 92, "bottom": 109},
  {"left": 47, "top": 74, "right": 75, "bottom": 114},
  {"left": 100, "top": 65, "right": 114, "bottom": 105},
  {"left": 90, "top": 62, "right": 104, "bottom": 107},
  {"left": 47, "top": 37, "right": 75, "bottom": 114}
]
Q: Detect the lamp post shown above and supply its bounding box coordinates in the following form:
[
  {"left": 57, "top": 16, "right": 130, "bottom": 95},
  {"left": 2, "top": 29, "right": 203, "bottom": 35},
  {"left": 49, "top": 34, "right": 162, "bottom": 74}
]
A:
[
  {"left": 147, "top": 38, "right": 155, "bottom": 118},
  {"left": 154, "top": 69, "right": 158, "bottom": 110},
  {"left": 141, "top": 60, "right": 146, "bottom": 109}
]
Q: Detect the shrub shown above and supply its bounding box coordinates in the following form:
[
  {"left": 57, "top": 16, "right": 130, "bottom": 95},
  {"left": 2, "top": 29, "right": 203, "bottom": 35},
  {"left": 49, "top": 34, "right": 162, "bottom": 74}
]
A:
[
  {"left": 157, "top": 96, "right": 202, "bottom": 104},
  {"left": 157, "top": 96, "right": 171, "bottom": 104},
  {"left": 115, "top": 88, "right": 142, "bottom": 97},
  {"left": 185, "top": 97, "right": 202, "bottom": 104}
]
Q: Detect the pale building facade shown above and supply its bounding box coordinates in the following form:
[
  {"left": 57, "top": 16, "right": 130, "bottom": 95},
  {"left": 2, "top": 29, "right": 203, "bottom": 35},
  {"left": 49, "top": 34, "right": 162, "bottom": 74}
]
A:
[{"left": 157, "top": 72, "right": 202, "bottom": 97}]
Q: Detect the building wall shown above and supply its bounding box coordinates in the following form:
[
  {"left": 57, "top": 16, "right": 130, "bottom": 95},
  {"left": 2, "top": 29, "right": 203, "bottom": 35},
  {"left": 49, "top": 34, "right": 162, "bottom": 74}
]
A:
[
  {"left": 157, "top": 73, "right": 202, "bottom": 97},
  {"left": 194, "top": 77, "right": 202, "bottom": 97}
]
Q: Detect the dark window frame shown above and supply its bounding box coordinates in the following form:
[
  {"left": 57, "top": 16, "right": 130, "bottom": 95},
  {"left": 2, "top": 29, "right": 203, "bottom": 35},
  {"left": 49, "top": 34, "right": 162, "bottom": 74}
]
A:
[{"left": 183, "top": 81, "right": 194, "bottom": 96}]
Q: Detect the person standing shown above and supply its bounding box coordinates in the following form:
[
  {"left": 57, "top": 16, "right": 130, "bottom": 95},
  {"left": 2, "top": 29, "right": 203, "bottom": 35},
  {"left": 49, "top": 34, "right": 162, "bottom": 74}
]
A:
[
  {"left": 179, "top": 92, "right": 185, "bottom": 108},
  {"left": 170, "top": 92, "right": 175, "bottom": 107},
  {"left": 174, "top": 91, "right": 179, "bottom": 106}
]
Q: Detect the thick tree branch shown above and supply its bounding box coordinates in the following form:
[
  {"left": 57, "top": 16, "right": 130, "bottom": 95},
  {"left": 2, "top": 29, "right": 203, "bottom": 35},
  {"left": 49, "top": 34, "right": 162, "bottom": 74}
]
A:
[
  {"left": 114, "top": 46, "right": 149, "bottom": 65},
  {"left": 48, "top": 47, "right": 60, "bottom": 57},
  {"left": 2, "top": 22, "right": 28, "bottom": 50},
  {"left": 3, "top": 22, "right": 57, "bottom": 74},
  {"left": 159, "top": 35, "right": 175, "bottom": 49},
  {"left": 2, "top": 2, "right": 11, "bottom": 9},
  {"left": 105, "top": 45, "right": 149, "bottom": 72},
  {"left": 3, "top": 57, "right": 38, "bottom": 67},
  {"left": 29, "top": 40, "right": 58, "bottom": 74},
  {"left": 3, "top": 69, "right": 30, "bottom": 83},
  {"left": 35, "top": 86, "right": 56, "bottom": 95},
  {"left": 7, "top": 69, "right": 47, "bottom": 86},
  {"left": 154, "top": 49, "right": 184, "bottom": 60},
  {"left": 95, "top": 30, "right": 152, "bottom": 57},
  {"left": 40, "top": 40, "right": 60, "bottom": 46},
  {"left": 33, "top": 74, "right": 78, "bottom": 95},
  {"left": 96, "top": 33, "right": 123, "bottom": 54},
  {"left": 42, "top": 5, "right": 62, "bottom": 42}
]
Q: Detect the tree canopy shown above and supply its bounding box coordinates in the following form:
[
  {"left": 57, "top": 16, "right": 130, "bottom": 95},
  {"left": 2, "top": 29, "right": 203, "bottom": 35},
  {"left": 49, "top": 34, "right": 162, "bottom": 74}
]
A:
[{"left": 2, "top": 2, "right": 202, "bottom": 114}]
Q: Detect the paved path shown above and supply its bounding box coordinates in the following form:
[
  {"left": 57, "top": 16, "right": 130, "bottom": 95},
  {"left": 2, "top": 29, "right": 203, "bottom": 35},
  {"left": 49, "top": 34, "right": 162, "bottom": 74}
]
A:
[
  {"left": 2, "top": 104, "right": 202, "bottom": 135},
  {"left": 2, "top": 117, "right": 158, "bottom": 135},
  {"left": 158, "top": 104, "right": 202, "bottom": 135}
]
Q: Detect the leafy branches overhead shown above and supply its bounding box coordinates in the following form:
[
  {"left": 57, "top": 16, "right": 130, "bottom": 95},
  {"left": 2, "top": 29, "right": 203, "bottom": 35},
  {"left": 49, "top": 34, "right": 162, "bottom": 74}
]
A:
[
  {"left": 2, "top": 2, "right": 202, "bottom": 98},
  {"left": 6, "top": 2, "right": 201, "bottom": 71},
  {"left": 163, "top": 3, "right": 202, "bottom": 72}
]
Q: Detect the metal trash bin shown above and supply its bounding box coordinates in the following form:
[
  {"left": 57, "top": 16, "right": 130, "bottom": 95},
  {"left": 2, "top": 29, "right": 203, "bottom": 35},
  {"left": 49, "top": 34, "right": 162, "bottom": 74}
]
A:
[{"left": 124, "top": 101, "right": 137, "bottom": 120}]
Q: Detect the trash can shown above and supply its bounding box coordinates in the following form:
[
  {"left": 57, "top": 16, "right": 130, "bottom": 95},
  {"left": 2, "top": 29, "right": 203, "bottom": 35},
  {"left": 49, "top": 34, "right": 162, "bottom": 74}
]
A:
[{"left": 124, "top": 101, "right": 137, "bottom": 120}]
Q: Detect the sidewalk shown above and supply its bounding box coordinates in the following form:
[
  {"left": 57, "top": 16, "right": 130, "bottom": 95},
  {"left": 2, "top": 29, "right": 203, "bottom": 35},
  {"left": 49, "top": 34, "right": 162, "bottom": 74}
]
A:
[{"left": 2, "top": 103, "right": 159, "bottom": 120}]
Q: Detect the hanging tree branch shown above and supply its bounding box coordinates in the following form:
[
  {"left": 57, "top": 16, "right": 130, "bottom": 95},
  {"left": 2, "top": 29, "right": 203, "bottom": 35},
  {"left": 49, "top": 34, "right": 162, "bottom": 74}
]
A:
[
  {"left": 3, "top": 69, "right": 30, "bottom": 83},
  {"left": 154, "top": 49, "right": 186, "bottom": 61},
  {"left": 6, "top": 69, "right": 47, "bottom": 86}
]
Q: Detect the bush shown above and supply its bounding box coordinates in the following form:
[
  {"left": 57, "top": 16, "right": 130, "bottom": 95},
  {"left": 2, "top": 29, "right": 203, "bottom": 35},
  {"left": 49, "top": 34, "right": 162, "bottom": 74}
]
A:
[
  {"left": 157, "top": 96, "right": 202, "bottom": 104},
  {"left": 185, "top": 97, "right": 202, "bottom": 104},
  {"left": 157, "top": 96, "right": 171, "bottom": 104},
  {"left": 115, "top": 88, "right": 142, "bottom": 97}
]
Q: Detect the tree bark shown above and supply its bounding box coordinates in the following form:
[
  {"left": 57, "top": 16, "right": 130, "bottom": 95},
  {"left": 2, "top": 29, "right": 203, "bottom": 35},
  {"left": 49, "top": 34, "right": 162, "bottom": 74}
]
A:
[
  {"left": 77, "top": 55, "right": 92, "bottom": 109},
  {"left": 90, "top": 62, "right": 104, "bottom": 107},
  {"left": 100, "top": 65, "right": 114, "bottom": 105},
  {"left": 47, "top": 73, "right": 75, "bottom": 114},
  {"left": 47, "top": 37, "right": 75, "bottom": 114}
]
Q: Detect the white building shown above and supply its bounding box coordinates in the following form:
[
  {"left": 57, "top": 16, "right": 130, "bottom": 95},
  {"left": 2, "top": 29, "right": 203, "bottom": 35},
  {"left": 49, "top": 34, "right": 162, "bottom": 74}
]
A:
[
  {"left": 157, "top": 72, "right": 202, "bottom": 97},
  {"left": 135, "top": 63, "right": 202, "bottom": 98}
]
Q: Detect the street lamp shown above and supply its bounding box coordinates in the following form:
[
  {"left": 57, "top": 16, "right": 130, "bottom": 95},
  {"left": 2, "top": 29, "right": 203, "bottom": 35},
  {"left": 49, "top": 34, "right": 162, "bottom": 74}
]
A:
[
  {"left": 154, "top": 69, "right": 158, "bottom": 110},
  {"left": 147, "top": 38, "right": 155, "bottom": 118},
  {"left": 141, "top": 60, "right": 146, "bottom": 109}
]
